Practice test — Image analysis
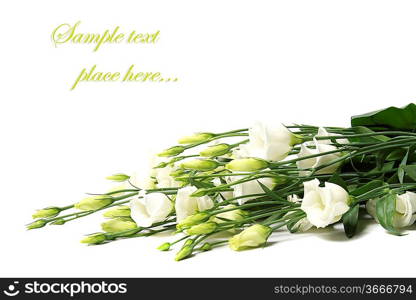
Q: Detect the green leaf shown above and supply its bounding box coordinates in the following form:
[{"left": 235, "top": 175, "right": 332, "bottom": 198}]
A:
[
  {"left": 342, "top": 204, "right": 359, "bottom": 238},
  {"left": 350, "top": 126, "right": 390, "bottom": 143},
  {"left": 398, "top": 147, "right": 410, "bottom": 184},
  {"left": 257, "top": 180, "right": 286, "bottom": 202},
  {"left": 375, "top": 193, "right": 401, "bottom": 235},
  {"left": 350, "top": 180, "right": 386, "bottom": 198},
  {"left": 351, "top": 103, "right": 416, "bottom": 130},
  {"left": 328, "top": 173, "right": 348, "bottom": 191},
  {"left": 403, "top": 165, "right": 416, "bottom": 181}
]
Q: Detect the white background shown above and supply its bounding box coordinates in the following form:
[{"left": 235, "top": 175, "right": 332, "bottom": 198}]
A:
[{"left": 1, "top": 0, "right": 416, "bottom": 277}]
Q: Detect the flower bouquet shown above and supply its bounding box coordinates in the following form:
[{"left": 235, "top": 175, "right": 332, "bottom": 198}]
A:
[{"left": 28, "top": 104, "right": 416, "bottom": 261}]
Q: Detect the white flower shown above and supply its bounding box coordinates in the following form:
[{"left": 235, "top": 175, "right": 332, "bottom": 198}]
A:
[
  {"left": 155, "top": 165, "right": 181, "bottom": 188},
  {"left": 130, "top": 191, "right": 173, "bottom": 227},
  {"left": 287, "top": 194, "right": 301, "bottom": 203},
  {"left": 300, "top": 179, "right": 350, "bottom": 228},
  {"left": 366, "top": 192, "right": 416, "bottom": 228},
  {"left": 129, "top": 171, "right": 156, "bottom": 190},
  {"left": 296, "top": 140, "right": 343, "bottom": 175},
  {"left": 175, "top": 186, "right": 214, "bottom": 222},
  {"left": 234, "top": 122, "right": 300, "bottom": 161},
  {"left": 228, "top": 174, "right": 276, "bottom": 205},
  {"left": 315, "top": 127, "right": 348, "bottom": 145}
]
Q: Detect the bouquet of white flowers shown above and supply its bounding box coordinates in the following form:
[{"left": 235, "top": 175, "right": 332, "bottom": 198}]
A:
[{"left": 28, "top": 104, "right": 416, "bottom": 261}]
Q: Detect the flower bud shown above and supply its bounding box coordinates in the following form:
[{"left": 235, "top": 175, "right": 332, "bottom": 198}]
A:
[
  {"left": 178, "top": 133, "right": 214, "bottom": 144},
  {"left": 186, "top": 222, "right": 217, "bottom": 235},
  {"left": 32, "top": 207, "right": 61, "bottom": 219},
  {"left": 103, "top": 206, "right": 131, "bottom": 218},
  {"left": 229, "top": 224, "right": 272, "bottom": 251},
  {"left": 50, "top": 219, "right": 66, "bottom": 225},
  {"left": 176, "top": 212, "right": 210, "bottom": 230},
  {"left": 200, "top": 144, "right": 231, "bottom": 157},
  {"left": 158, "top": 146, "right": 186, "bottom": 157},
  {"left": 184, "top": 239, "right": 194, "bottom": 246},
  {"left": 74, "top": 195, "right": 113, "bottom": 211},
  {"left": 190, "top": 188, "right": 209, "bottom": 197},
  {"left": 26, "top": 219, "right": 47, "bottom": 230},
  {"left": 101, "top": 217, "right": 138, "bottom": 233},
  {"left": 225, "top": 158, "right": 268, "bottom": 171},
  {"left": 170, "top": 168, "right": 186, "bottom": 177},
  {"left": 105, "top": 173, "right": 130, "bottom": 182},
  {"left": 201, "top": 243, "right": 212, "bottom": 251},
  {"left": 81, "top": 233, "right": 107, "bottom": 244},
  {"left": 213, "top": 205, "right": 248, "bottom": 224},
  {"left": 157, "top": 242, "right": 171, "bottom": 251},
  {"left": 181, "top": 159, "right": 219, "bottom": 171},
  {"left": 175, "top": 245, "right": 193, "bottom": 261}
]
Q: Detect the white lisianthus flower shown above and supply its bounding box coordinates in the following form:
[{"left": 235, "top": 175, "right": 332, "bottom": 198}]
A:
[
  {"left": 175, "top": 186, "right": 214, "bottom": 222},
  {"left": 228, "top": 174, "right": 276, "bottom": 205},
  {"left": 130, "top": 191, "right": 173, "bottom": 227},
  {"left": 155, "top": 165, "right": 181, "bottom": 188},
  {"left": 315, "top": 127, "right": 348, "bottom": 145},
  {"left": 300, "top": 179, "right": 350, "bottom": 228},
  {"left": 234, "top": 122, "right": 301, "bottom": 161},
  {"left": 366, "top": 192, "right": 416, "bottom": 228},
  {"left": 296, "top": 139, "right": 343, "bottom": 175}
]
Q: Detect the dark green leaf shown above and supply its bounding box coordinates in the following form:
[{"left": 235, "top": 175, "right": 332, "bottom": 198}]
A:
[
  {"left": 328, "top": 173, "right": 348, "bottom": 191},
  {"left": 403, "top": 165, "right": 416, "bottom": 181},
  {"left": 375, "top": 193, "right": 401, "bottom": 235},
  {"left": 257, "top": 180, "right": 286, "bottom": 202},
  {"left": 342, "top": 204, "right": 359, "bottom": 238},
  {"left": 398, "top": 147, "right": 410, "bottom": 184},
  {"left": 350, "top": 180, "right": 386, "bottom": 198},
  {"left": 350, "top": 126, "right": 390, "bottom": 142},
  {"left": 351, "top": 103, "right": 416, "bottom": 131}
]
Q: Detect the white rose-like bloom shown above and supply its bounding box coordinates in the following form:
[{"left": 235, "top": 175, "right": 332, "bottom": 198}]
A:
[
  {"left": 228, "top": 175, "right": 276, "bottom": 205},
  {"left": 296, "top": 140, "right": 343, "bottom": 175},
  {"left": 130, "top": 191, "right": 173, "bottom": 227},
  {"left": 129, "top": 171, "right": 156, "bottom": 190},
  {"left": 175, "top": 186, "right": 214, "bottom": 222},
  {"left": 315, "top": 127, "right": 348, "bottom": 145},
  {"left": 234, "top": 122, "right": 300, "bottom": 161},
  {"left": 366, "top": 192, "right": 416, "bottom": 228},
  {"left": 300, "top": 179, "right": 350, "bottom": 228},
  {"left": 155, "top": 165, "right": 181, "bottom": 189}
]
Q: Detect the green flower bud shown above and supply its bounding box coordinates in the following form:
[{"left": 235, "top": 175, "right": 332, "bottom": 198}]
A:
[
  {"left": 50, "top": 219, "right": 66, "bottom": 225},
  {"left": 157, "top": 242, "right": 171, "bottom": 251},
  {"left": 26, "top": 219, "right": 47, "bottom": 230},
  {"left": 101, "top": 217, "right": 138, "bottom": 233},
  {"left": 200, "top": 143, "right": 231, "bottom": 157},
  {"left": 186, "top": 222, "right": 217, "bottom": 235},
  {"left": 201, "top": 242, "right": 212, "bottom": 251},
  {"left": 170, "top": 168, "right": 186, "bottom": 177},
  {"left": 178, "top": 132, "right": 214, "bottom": 144},
  {"left": 213, "top": 205, "right": 248, "bottom": 224},
  {"left": 32, "top": 207, "right": 61, "bottom": 219},
  {"left": 74, "top": 195, "right": 113, "bottom": 211},
  {"left": 225, "top": 158, "right": 268, "bottom": 171},
  {"left": 175, "top": 245, "right": 193, "bottom": 261},
  {"left": 158, "top": 146, "right": 186, "bottom": 157},
  {"left": 229, "top": 224, "right": 272, "bottom": 251},
  {"left": 81, "top": 233, "right": 107, "bottom": 244},
  {"left": 190, "top": 188, "right": 210, "bottom": 197},
  {"left": 103, "top": 206, "right": 131, "bottom": 218},
  {"left": 154, "top": 162, "right": 168, "bottom": 168},
  {"left": 177, "top": 213, "right": 210, "bottom": 230},
  {"left": 181, "top": 159, "right": 219, "bottom": 171},
  {"left": 184, "top": 239, "right": 194, "bottom": 246},
  {"left": 105, "top": 173, "right": 130, "bottom": 182}
]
